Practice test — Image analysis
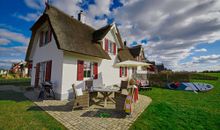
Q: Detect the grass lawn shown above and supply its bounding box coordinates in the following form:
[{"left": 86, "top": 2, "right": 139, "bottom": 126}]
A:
[
  {"left": 130, "top": 73, "right": 220, "bottom": 130},
  {"left": 0, "top": 90, "right": 67, "bottom": 130}
]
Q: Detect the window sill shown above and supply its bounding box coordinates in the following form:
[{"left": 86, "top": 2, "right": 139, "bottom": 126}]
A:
[{"left": 83, "top": 77, "right": 93, "bottom": 80}]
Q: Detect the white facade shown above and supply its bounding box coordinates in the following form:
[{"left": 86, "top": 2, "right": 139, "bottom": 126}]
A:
[
  {"left": 30, "top": 23, "right": 64, "bottom": 98},
  {"left": 59, "top": 26, "right": 127, "bottom": 100},
  {"left": 30, "top": 24, "right": 129, "bottom": 100}
]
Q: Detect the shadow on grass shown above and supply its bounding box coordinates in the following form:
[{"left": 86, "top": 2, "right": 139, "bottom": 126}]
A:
[
  {"left": 27, "top": 101, "right": 74, "bottom": 112},
  {"left": 0, "top": 90, "right": 28, "bottom": 102}
]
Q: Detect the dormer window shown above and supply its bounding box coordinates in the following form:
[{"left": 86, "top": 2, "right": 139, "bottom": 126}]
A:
[
  {"left": 39, "top": 26, "right": 52, "bottom": 47},
  {"left": 104, "top": 38, "right": 116, "bottom": 55}
]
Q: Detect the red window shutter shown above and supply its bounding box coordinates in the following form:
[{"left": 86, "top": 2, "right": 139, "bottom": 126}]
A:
[
  {"left": 45, "top": 61, "right": 52, "bottom": 81},
  {"left": 39, "top": 32, "right": 44, "bottom": 47},
  {"left": 125, "top": 67, "right": 128, "bottom": 76},
  {"left": 93, "top": 62, "right": 98, "bottom": 79},
  {"left": 77, "top": 60, "right": 84, "bottom": 81},
  {"left": 35, "top": 63, "right": 40, "bottom": 87},
  {"left": 120, "top": 67, "right": 122, "bottom": 77},
  {"left": 105, "top": 38, "right": 108, "bottom": 52},
  {"left": 113, "top": 43, "right": 116, "bottom": 55},
  {"left": 47, "top": 26, "right": 52, "bottom": 43},
  {"left": 28, "top": 63, "right": 32, "bottom": 69}
]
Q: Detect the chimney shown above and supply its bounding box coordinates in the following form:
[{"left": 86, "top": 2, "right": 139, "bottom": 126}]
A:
[
  {"left": 124, "top": 40, "right": 127, "bottom": 47},
  {"left": 78, "top": 10, "right": 86, "bottom": 24}
]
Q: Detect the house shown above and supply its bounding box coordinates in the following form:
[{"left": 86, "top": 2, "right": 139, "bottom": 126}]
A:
[
  {"left": 25, "top": 4, "right": 147, "bottom": 100},
  {"left": 118, "top": 44, "right": 148, "bottom": 74},
  {"left": 156, "top": 63, "right": 167, "bottom": 72},
  {"left": 10, "top": 61, "right": 29, "bottom": 77},
  {"left": 0, "top": 69, "right": 8, "bottom": 75},
  {"left": 145, "top": 61, "right": 157, "bottom": 74}
]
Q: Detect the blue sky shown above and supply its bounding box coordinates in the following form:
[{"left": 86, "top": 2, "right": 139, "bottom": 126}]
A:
[{"left": 0, "top": 0, "right": 220, "bottom": 71}]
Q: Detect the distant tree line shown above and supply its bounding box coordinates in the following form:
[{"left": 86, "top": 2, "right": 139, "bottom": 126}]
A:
[{"left": 202, "top": 70, "right": 220, "bottom": 73}]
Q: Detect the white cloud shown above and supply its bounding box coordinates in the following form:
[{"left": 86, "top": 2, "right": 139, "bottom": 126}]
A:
[
  {"left": 16, "top": 0, "right": 45, "bottom": 22},
  {"left": 88, "top": 0, "right": 112, "bottom": 16},
  {"left": 0, "top": 46, "right": 27, "bottom": 57},
  {"left": 18, "top": 0, "right": 220, "bottom": 71},
  {"left": 24, "top": 0, "right": 45, "bottom": 10},
  {"left": 0, "top": 59, "right": 23, "bottom": 69},
  {"left": 0, "top": 38, "right": 10, "bottom": 45},
  {"left": 113, "top": 0, "right": 220, "bottom": 71},
  {"left": 174, "top": 54, "right": 220, "bottom": 71},
  {"left": 84, "top": 15, "right": 108, "bottom": 29},
  {"left": 51, "top": 0, "right": 82, "bottom": 17},
  {"left": 207, "top": 65, "right": 220, "bottom": 71},
  {"left": 0, "top": 59, "right": 22, "bottom": 64},
  {"left": 0, "top": 29, "right": 29, "bottom": 45},
  {"left": 13, "top": 12, "right": 40, "bottom": 22},
  {"left": 50, "top": 0, "right": 108, "bottom": 29},
  {"left": 194, "top": 48, "right": 207, "bottom": 52},
  {"left": 193, "top": 54, "right": 220, "bottom": 64}
]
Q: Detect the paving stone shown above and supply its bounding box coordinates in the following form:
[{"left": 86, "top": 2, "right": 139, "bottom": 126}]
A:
[{"left": 23, "top": 89, "right": 152, "bottom": 130}]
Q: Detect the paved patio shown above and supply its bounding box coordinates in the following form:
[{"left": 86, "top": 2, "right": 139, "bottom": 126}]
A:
[{"left": 2, "top": 86, "right": 151, "bottom": 130}]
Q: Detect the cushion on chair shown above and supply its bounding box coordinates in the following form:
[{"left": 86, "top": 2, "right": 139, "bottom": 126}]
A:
[{"left": 75, "top": 88, "right": 83, "bottom": 96}]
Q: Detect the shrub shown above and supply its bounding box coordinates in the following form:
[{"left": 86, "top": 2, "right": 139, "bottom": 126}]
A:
[{"left": 148, "top": 72, "right": 190, "bottom": 88}]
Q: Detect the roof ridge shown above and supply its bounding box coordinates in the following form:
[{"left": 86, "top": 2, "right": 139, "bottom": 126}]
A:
[
  {"left": 129, "top": 45, "right": 142, "bottom": 49},
  {"left": 46, "top": 4, "right": 95, "bottom": 31}
]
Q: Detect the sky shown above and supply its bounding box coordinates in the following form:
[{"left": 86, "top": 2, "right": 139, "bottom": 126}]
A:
[{"left": 0, "top": 0, "right": 220, "bottom": 71}]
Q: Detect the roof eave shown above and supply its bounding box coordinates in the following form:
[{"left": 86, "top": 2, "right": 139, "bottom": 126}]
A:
[{"left": 62, "top": 49, "right": 111, "bottom": 60}]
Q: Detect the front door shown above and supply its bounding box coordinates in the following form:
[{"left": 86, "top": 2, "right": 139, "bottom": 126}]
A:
[{"left": 34, "top": 63, "right": 40, "bottom": 87}]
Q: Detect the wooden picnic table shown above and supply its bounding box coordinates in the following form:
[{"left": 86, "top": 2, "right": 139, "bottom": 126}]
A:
[{"left": 92, "top": 87, "right": 120, "bottom": 107}]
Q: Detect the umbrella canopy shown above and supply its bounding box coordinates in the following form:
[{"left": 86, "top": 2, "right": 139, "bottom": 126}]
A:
[{"left": 114, "top": 60, "right": 152, "bottom": 68}]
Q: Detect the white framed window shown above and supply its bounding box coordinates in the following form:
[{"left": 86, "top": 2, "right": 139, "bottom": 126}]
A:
[
  {"left": 84, "top": 61, "right": 92, "bottom": 78},
  {"left": 39, "top": 26, "right": 52, "bottom": 47},
  {"left": 39, "top": 62, "right": 46, "bottom": 83},
  {"left": 122, "top": 67, "right": 127, "bottom": 77},
  {"left": 132, "top": 67, "right": 137, "bottom": 74},
  {"left": 104, "top": 38, "right": 116, "bottom": 55},
  {"left": 108, "top": 40, "right": 113, "bottom": 53}
]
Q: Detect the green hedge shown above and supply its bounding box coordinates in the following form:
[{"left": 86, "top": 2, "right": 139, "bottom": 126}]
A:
[
  {"left": 148, "top": 73, "right": 218, "bottom": 88},
  {"left": 0, "top": 78, "right": 31, "bottom": 86},
  {"left": 148, "top": 73, "right": 190, "bottom": 88}
]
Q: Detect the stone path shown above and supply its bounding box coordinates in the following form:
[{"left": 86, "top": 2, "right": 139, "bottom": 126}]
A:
[{"left": 1, "top": 86, "right": 152, "bottom": 130}]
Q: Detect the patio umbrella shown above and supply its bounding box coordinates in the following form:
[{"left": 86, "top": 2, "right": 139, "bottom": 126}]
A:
[
  {"left": 114, "top": 60, "right": 152, "bottom": 114},
  {"left": 113, "top": 60, "right": 152, "bottom": 68},
  {"left": 114, "top": 60, "right": 152, "bottom": 79}
]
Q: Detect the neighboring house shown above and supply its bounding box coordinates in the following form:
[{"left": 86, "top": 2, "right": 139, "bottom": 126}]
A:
[
  {"left": 156, "top": 64, "right": 167, "bottom": 72},
  {"left": 0, "top": 69, "right": 8, "bottom": 75},
  {"left": 118, "top": 44, "right": 148, "bottom": 74},
  {"left": 10, "top": 61, "right": 29, "bottom": 76},
  {"left": 146, "top": 61, "right": 158, "bottom": 74},
  {"left": 25, "top": 5, "right": 147, "bottom": 100}
]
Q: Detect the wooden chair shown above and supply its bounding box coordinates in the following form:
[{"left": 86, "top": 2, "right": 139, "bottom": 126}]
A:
[
  {"left": 72, "top": 84, "right": 89, "bottom": 110},
  {"left": 120, "top": 80, "right": 129, "bottom": 90},
  {"left": 120, "top": 80, "right": 129, "bottom": 95},
  {"left": 115, "top": 92, "right": 127, "bottom": 111},
  {"left": 85, "top": 80, "right": 97, "bottom": 106}
]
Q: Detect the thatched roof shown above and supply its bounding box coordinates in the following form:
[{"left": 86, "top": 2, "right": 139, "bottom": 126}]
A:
[
  {"left": 118, "top": 48, "right": 136, "bottom": 62},
  {"left": 129, "top": 45, "right": 142, "bottom": 58},
  {"left": 26, "top": 5, "right": 111, "bottom": 61},
  {"left": 118, "top": 45, "right": 144, "bottom": 62},
  {"left": 93, "top": 24, "right": 124, "bottom": 48},
  {"left": 93, "top": 24, "right": 112, "bottom": 41}
]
